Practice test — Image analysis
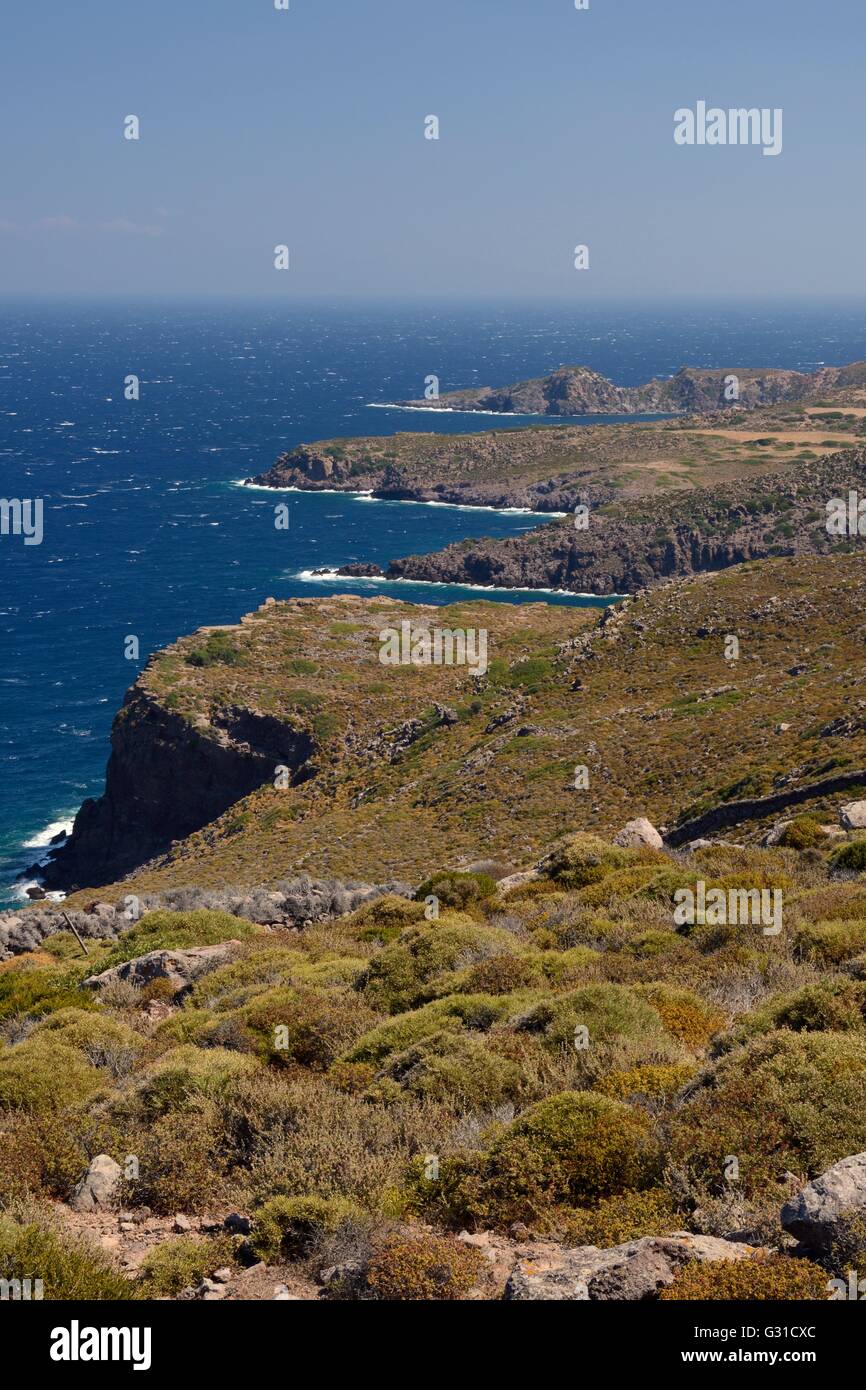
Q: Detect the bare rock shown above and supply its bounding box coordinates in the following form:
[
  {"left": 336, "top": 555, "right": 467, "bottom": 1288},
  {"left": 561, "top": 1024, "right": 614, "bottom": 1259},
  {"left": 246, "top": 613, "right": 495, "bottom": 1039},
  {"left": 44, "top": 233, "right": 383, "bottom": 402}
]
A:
[
  {"left": 612, "top": 817, "right": 663, "bottom": 851},
  {"left": 781, "top": 1152, "right": 866, "bottom": 1252},
  {"left": 70, "top": 1154, "right": 123, "bottom": 1213},
  {"left": 840, "top": 801, "right": 866, "bottom": 830},
  {"left": 84, "top": 941, "right": 242, "bottom": 998},
  {"left": 504, "top": 1233, "right": 758, "bottom": 1301}
]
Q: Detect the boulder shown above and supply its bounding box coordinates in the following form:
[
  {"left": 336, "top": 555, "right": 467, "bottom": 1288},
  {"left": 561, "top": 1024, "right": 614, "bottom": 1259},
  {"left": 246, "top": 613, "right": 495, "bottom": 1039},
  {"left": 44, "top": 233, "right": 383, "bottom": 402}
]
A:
[
  {"left": 496, "top": 870, "right": 540, "bottom": 896},
  {"left": 70, "top": 1154, "right": 122, "bottom": 1213},
  {"left": 84, "top": 941, "right": 242, "bottom": 998},
  {"left": 612, "top": 818, "right": 663, "bottom": 851},
  {"left": 504, "top": 1233, "right": 758, "bottom": 1301},
  {"left": 781, "top": 1152, "right": 866, "bottom": 1252},
  {"left": 840, "top": 801, "right": 866, "bottom": 830}
]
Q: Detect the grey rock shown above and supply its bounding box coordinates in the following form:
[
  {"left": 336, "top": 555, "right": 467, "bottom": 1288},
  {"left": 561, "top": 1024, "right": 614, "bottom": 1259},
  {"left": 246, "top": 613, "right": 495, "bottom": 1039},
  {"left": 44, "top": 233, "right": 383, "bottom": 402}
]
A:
[
  {"left": 70, "top": 1154, "right": 122, "bottom": 1213},
  {"left": 612, "top": 817, "right": 664, "bottom": 851},
  {"left": 84, "top": 941, "right": 243, "bottom": 998},
  {"left": 504, "top": 1233, "right": 757, "bottom": 1301},
  {"left": 840, "top": 800, "right": 866, "bottom": 830},
  {"left": 781, "top": 1152, "right": 866, "bottom": 1252}
]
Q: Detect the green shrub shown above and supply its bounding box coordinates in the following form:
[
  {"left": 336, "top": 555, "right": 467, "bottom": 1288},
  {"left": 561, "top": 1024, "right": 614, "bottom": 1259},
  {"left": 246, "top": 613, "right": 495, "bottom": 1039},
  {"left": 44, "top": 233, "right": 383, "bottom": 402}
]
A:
[
  {"left": 99, "top": 909, "right": 258, "bottom": 969},
  {"left": 668, "top": 1030, "right": 866, "bottom": 1193},
  {"left": 347, "top": 991, "right": 536, "bottom": 1067},
  {"left": 410, "top": 1091, "right": 658, "bottom": 1229},
  {"left": 832, "top": 841, "right": 866, "bottom": 874},
  {"left": 557, "top": 1189, "right": 679, "bottom": 1247},
  {"left": 349, "top": 894, "right": 427, "bottom": 944},
  {"left": 243, "top": 986, "right": 378, "bottom": 1070},
  {"left": 631, "top": 984, "right": 726, "bottom": 1050},
  {"left": 0, "top": 960, "right": 90, "bottom": 1023},
  {"left": 723, "top": 981, "right": 866, "bottom": 1048},
  {"left": 516, "top": 983, "right": 682, "bottom": 1074},
  {"left": 366, "top": 1233, "right": 484, "bottom": 1300},
  {"left": 0, "top": 1038, "right": 104, "bottom": 1114},
  {"left": 794, "top": 920, "right": 866, "bottom": 965},
  {"left": 659, "top": 1255, "right": 829, "bottom": 1301},
  {"left": 778, "top": 816, "right": 827, "bottom": 851},
  {"left": 361, "top": 919, "right": 519, "bottom": 1013},
  {"left": 185, "top": 631, "right": 245, "bottom": 667},
  {"left": 250, "top": 1195, "right": 362, "bottom": 1261},
  {"left": 414, "top": 871, "right": 497, "bottom": 911},
  {"left": 0, "top": 1214, "right": 135, "bottom": 1300},
  {"left": 540, "top": 834, "right": 632, "bottom": 889},
  {"left": 137, "top": 1234, "right": 237, "bottom": 1295},
  {"left": 135, "top": 1044, "right": 259, "bottom": 1117},
  {"left": 370, "top": 1029, "right": 522, "bottom": 1108}
]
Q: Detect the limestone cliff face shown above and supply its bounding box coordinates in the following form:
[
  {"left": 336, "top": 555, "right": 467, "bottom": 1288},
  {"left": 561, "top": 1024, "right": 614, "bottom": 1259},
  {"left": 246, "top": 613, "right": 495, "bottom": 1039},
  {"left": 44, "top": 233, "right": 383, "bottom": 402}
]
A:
[{"left": 41, "top": 686, "right": 316, "bottom": 892}]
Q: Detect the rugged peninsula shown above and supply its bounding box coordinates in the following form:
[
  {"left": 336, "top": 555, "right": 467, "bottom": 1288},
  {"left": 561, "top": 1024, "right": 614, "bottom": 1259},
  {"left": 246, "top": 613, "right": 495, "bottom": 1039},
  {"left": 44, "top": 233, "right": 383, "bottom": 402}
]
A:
[
  {"left": 392, "top": 360, "right": 866, "bottom": 416},
  {"left": 247, "top": 362, "right": 866, "bottom": 514}
]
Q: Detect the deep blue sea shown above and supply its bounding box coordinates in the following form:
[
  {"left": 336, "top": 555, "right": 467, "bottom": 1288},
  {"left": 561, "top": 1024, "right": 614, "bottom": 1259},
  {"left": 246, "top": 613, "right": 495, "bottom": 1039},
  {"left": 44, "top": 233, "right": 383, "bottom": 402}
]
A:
[{"left": 2, "top": 300, "right": 864, "bottom": 906}]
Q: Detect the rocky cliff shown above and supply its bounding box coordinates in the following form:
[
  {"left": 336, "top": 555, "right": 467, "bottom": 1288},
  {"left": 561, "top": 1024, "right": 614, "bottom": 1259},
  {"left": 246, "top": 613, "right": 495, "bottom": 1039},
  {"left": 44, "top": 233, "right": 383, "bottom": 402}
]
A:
[
  {"left": 40, "top": 683, "right": 316, "bottom": 892},
  {"left": 394, "top": 360, "right": 866, "bottom": 416},
  {"left": 355, "top": 449, "right": 865, "bottom": 595}
]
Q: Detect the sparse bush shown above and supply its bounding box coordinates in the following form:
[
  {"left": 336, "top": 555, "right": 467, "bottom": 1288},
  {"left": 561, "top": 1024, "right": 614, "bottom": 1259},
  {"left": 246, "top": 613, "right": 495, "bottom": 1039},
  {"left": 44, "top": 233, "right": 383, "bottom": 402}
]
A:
[
  {"left": 414, "top": 871, "right": 497, "bottom": 912},
  {"left": 250, "top": 1194, "right": 363, "bottom": 1261},
  {"left": 668, "top": 1030, "right": 866, "bottom": 1193},
  {"left": 366, "top": 1232, "right": 484, "bottom": 1300},
  {"left": 0, "top": 1213, "right": 135, "bottom": 1300},
  {"left": 137, "top": 1234, "right": 237, "bottom": 1295},
  {"left": 659, "top": 1255, "right": 829, "bottom": 1301}
]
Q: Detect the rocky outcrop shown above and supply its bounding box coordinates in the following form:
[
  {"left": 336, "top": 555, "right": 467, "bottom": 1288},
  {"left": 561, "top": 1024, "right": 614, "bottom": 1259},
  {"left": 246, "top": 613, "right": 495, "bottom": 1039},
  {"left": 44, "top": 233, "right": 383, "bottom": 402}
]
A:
[
  {"left": 394, "top": 361, "right": 866, "bottom": 417},
  {"left": 0, "top": 876, "right": 412, "bottom": 960},
  {"left": 377, "top": 449, "right": 866, "bottom": 596},
  {"left": 504, "top": 1233, "right": 759, "bottom": 1301},
  {"left": 84, "top": 942, "right": 243, "bottom": 999},
  {"left": 248, "top": 447, "right": 582, "bottom": 513},
  {"left": 840, "top": 800, "right": 866, "bottom": 830},
  {"left": 38, "top": 687, "right": 317, "bottom": 892},
  {"left": 781, "top": 1153, "right": 866, "bottom": 1253}
]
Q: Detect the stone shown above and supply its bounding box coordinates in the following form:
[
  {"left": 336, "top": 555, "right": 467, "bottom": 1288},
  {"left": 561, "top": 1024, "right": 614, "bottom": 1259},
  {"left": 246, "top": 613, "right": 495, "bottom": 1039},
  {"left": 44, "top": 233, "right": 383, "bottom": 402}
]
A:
[
  {"left": 504, "top": 1233, "right": 758, "bottom": 1301},
  {"left": 84, "top": 941, "right": 242, "bottom": 998},
  {"left": 840, "top": 801, "right": 866, "bottom": 830},
  {"left": 496, "top": 870, "right": 540, "bottom": 895},
  {"left": 224, "top": 1212, "right": 251, "bottom": 1235},
  {"left": 781, "top": 1152, "right": 866, "bottom": 1253},
  {"left": 70, "top": 1154, "right": 122, "bottom": 1213},
  {"left": 173, "top": 1214, "right": 193, "bottom": 1233},
  {"left": 612, "top": 817, "right": 663, "bottom": 851},
  {"left": 212, "top": 1267, "right": 232, "bottom": 1284}
]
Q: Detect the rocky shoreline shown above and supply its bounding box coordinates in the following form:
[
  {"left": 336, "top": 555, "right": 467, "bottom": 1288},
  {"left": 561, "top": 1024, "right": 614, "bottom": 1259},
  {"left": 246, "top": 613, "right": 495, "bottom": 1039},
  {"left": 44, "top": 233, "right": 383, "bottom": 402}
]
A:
[{"left": 330, "top": 450, "right": 866, "bottom": 597}]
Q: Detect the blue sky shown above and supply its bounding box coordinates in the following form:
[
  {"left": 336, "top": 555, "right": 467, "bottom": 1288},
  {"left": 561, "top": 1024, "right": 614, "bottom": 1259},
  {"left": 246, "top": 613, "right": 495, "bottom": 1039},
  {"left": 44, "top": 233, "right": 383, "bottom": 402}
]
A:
[{"left": 1, "top": 0, "right": 864, "bottom": 299}]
